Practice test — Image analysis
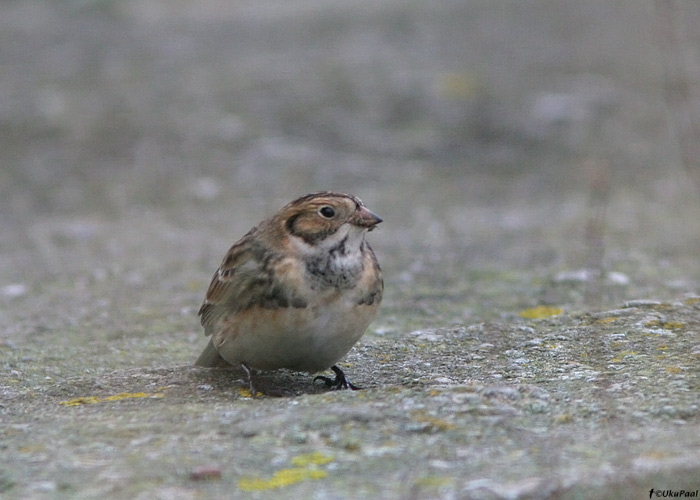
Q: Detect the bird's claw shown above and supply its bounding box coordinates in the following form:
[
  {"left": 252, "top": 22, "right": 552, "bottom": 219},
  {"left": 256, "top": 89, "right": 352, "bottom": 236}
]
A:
[{"left": 314, "top": 365, "right": 362, "bottom": 391}]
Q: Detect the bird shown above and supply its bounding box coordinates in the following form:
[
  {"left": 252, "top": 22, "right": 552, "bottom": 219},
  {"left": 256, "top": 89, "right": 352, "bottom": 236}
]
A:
[{"left": 194, "top": 191, "right": 383, "bottom": 394}]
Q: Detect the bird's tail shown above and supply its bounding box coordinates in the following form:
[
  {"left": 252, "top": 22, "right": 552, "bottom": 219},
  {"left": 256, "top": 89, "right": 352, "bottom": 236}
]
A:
[{"left": 194, "top": 338, "right": 231, "bottom": 367}]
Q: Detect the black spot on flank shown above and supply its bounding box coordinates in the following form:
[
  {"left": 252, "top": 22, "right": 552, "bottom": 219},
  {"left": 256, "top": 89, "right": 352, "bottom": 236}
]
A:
[
  {"left": 259, "top": 277, "right": 308, "bottom": 309},
  {"left": 265, "top": 284, "right": 289, "bottom": 308},
  {"left": 291, "top": 297, "right": 308, "bottom": 308}
]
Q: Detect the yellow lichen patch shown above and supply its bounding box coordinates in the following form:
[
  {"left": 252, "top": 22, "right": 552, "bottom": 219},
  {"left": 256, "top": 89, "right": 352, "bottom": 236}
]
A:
[
  {"left": 103, "top": 392, "right": 151, "bottom": 402},
  {"left": 662, "top": 321, "right": 685, "bottom": 330},
  {"left": 666, "top": 366, "right": 683, "bottom": 374},
  {"left": 60, "top": 391, "right": 163, "bottom": 406},
  {"left": 238, "top": 468, "right": 327, "bottom": 492},
  {"left": 60, "top": 397, "right": 100, "bottom": 406},
  {"left": 637, "top": 450, "right": 673, "bottom": 460},
  {"left": 595, "top": 317, "right": 618, "bottom": 325},
  {"left": 237, "top": 388, "right": 254, "bottom": 398},
  {"left": 554, "top": 413, "right": 574, "bottom": 424},
  {"left": 437, "top": 72, "right": 480, "bottom": 99},
  {"left": 412, "top": 411, "right": 456, "bottom": 432},
  {"left": 519, "top": 306, "right": 563, "bottom": 319},
  {"left": 291, "top": 452, "right": 334, "bottom": 467},
  {"left": 610, "top": 351, "right": 639, "bottom": 362},
  {"left": 645, "top": 319, "right": 684, "bottom": 330},
  {"left": 683, "top": 297, "right": 700, "bottom": 305},
  {"left": 237, "top": 451, "right": 334, "bottom": 492},
  {"left": 19, "top": 444, "right": 48, "bottom": 454},
  {"left": 414, "top": 476, "right": 452, "bottom": 488}
]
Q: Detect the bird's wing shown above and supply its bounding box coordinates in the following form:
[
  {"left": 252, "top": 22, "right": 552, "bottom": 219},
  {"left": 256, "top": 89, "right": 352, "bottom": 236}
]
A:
[
  {"left": 197, "top": 240, "right": 265, "bottom": 334},
  {"left": 194, "top": 242, "right": 262, "bottom": 368}
]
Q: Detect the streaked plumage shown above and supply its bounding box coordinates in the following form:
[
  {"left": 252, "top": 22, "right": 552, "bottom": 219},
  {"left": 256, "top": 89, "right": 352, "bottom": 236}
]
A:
[{"left": 195, "top": 192, "right": 383, "bottom": 393}]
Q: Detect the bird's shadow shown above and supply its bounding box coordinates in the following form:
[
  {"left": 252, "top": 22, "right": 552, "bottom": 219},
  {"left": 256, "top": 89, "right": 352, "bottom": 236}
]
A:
[{"left": 193, "top": 365, "right": 358, "bottom": 398}]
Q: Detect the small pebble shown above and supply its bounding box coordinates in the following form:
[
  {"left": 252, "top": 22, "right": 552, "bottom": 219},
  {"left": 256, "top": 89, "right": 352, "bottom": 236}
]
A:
[
  {"left": 189, "top": 466, "right": 222, "bottom": 481},
  {"left": 606, "top": 271, "right": 630, "bottom": 285},
  {"left": 623, "top": 299, "right": 662, "bottom": 308},
  {"left": 2, "top": 283, "right": 27, "bottom": 298}
]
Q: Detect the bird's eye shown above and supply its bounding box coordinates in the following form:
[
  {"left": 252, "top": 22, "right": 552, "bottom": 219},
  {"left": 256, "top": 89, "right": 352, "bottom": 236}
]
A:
[{"left": 319, "top": 206, "right": 335, "bottom": 218}]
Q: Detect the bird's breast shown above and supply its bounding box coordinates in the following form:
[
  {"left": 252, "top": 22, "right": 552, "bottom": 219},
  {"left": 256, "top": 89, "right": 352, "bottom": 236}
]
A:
[{"left": 213, "top": 289, "right": 378, "bottom": 372}]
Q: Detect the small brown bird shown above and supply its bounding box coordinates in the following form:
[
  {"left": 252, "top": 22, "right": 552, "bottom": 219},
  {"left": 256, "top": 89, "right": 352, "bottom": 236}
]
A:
[{"left": 195, "top": 192, "right": 383, "bottom": 393}]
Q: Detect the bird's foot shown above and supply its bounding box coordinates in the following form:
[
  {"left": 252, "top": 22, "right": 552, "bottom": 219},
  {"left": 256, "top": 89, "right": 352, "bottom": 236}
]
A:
[
  {"left": 314, "top": 365, "right": 362, "bottom": 391},
  {"left": 241, "top": 363, "right": 258, "bottom": 397}
]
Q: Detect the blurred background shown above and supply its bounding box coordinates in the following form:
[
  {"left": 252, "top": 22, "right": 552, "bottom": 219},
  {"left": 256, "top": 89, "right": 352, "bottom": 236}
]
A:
[{"left": 2, "top": 0, "right": 700, "bottom": 344}]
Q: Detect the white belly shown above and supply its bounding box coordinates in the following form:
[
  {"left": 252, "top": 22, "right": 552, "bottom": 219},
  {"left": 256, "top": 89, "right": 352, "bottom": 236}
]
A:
[{"left": 213, "top": 297, "right": 376, "bottom": 373}]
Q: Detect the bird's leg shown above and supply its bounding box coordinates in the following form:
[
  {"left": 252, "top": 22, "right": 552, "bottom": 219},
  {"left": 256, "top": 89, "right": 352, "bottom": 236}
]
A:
[
  {"left": 241, "top": 362, "right": 257, "bottom": 397},
  {"left": 314, "top": 365, "right": 362, "bottom": 391}
]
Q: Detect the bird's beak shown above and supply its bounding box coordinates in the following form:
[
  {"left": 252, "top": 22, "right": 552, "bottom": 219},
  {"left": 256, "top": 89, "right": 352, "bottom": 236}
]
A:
[{"left": 355, "top": 206, "right": 383, "bottom": 230}]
